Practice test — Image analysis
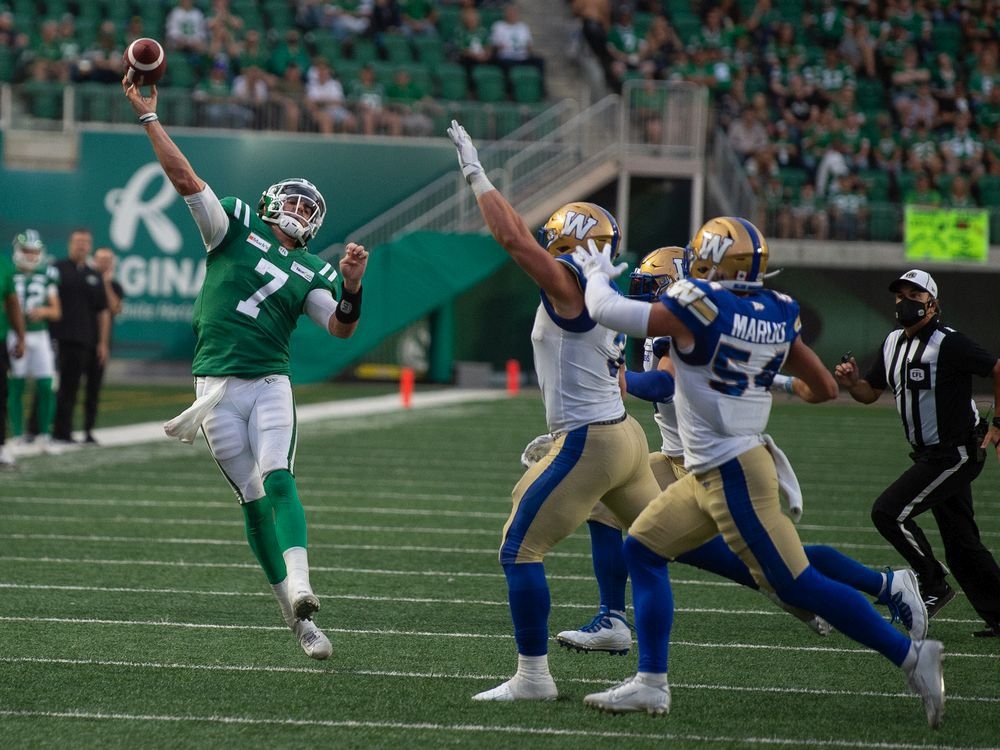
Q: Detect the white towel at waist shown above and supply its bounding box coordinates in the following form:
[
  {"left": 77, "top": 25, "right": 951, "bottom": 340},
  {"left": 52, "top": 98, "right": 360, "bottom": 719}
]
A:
[
  {"left": 163, "top": 377, "right": 228, "bottom": 444},
  {"left": 762, "top": 433, "right": 803, "bottom": 523}
]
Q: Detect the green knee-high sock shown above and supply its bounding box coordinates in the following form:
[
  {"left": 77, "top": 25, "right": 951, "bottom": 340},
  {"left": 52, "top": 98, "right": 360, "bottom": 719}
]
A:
[
  {"left": 242, "top": 496, "right": 287, "bottom": 585},
  {"left": 36, "top": 378, "right": 55, "bottom": 435},
  {"left": 264, "top": 469, "right": 308, "bottom": 550},
  {"left": 8, "top": 378, "right": 25, "bottom": 437}
]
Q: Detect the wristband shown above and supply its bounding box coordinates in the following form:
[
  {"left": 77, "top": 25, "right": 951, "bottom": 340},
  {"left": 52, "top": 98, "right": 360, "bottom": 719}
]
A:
[
  {"left": 468, "top": 169, "right": 496, "bottom": 198},
  {"left": 335, "top": 285, "right": 362, "bottom": 324},
  {"left": 772, "top": 374, "right": 795, "bottom": 394},
  {"left": 992, "top": 415, "right": 1000, "bottom": 429},
  {"left": 139, "top": 112, "right": 159, "bottom": 125}
]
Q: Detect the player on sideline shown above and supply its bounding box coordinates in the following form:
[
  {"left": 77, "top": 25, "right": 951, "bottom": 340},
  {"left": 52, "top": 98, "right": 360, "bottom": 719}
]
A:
[
  {"left": 571, "top": 218, "right": 946, "bottom": 729},
  {"left": 124, "top": 77, "right": 371, "bottom": 660}
]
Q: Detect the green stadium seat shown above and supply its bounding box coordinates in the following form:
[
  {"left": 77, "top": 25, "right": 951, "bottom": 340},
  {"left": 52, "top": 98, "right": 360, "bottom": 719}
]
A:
[
  {"left": 76, "top": 82, "right": 114, "bottom": 122},
  {"left": 413, "top": 36, "right": 446, "bottom": 69},
  {"left": 931, "top": 23, "right": 962, "bottom": 59},
  {"left": 0, "top": 47, "right": 15, "bottom": 83},
  {"left": 158, "top": 87, "right": 197, "bottom": 127},
  {"left": 350, "top": 37, "right": 379, "bottom": 65},
  {"left": 978, "top": 174, "right": 1000, "bottom": 205},
  {"left": 472, "top": 64, "right": 506, "bottom": 103},
  {"left": 858, "top": 170, "right": 890, "bottom": 201},
  {"left": 509, "top": 65, "right": 543, "bottom": 104},
  {"left": 25, "top": 81, "right": 64, "bottom": 120},
  {"left": 380, "top": 34, "right": 413, "bottom": 64},
  {"left": 868, "top": 203, "right": 901, "bottom": 241},
  {"left": 163, "top": 56, "right": 198, "bottom": 88},
  {"left": 435, "top": 62, "right": 468, "bottom": 101},
  {"left": 778, "top": 168, "right": 809, "bottom": 197},
  {"left": 435, "top": 4, "right": 461, "bottom": 39}
]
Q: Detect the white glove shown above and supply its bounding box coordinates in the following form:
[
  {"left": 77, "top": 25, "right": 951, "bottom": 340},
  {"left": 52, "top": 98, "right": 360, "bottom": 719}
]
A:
[
  {"left": 571, "top": 238, "right": 628, "bottom": 281},
  {"left": 520, "top": 433, "right": 555, "bottom": 469},
  {"left": 447, "top": 119, "right": 494, "bottom": 197}
]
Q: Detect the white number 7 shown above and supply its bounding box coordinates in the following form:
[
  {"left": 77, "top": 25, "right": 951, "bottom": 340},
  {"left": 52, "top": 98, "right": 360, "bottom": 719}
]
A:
[{"left": 236, "top": 258, "right": 289, "bottom": 319}]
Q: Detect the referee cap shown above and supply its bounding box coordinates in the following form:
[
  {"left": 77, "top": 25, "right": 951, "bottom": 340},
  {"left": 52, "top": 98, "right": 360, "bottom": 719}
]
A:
[{"left": 889, "top": 269, "right": 938, "bottom": 298}]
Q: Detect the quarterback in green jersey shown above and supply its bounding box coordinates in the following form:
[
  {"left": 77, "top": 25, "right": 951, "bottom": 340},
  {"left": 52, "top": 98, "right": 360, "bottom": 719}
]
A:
[{"left": 125, "top": 77, "right": 371, "bottom": 661}]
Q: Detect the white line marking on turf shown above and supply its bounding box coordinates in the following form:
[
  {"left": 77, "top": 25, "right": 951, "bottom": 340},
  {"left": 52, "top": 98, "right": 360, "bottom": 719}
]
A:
[
  {"left": 0, "top": 616, "right": 995, "bottom": 661},
  {"left": 1, "top": 657, "right": 997, "bottom": 706},
  {"left": 0, "top": 709, "right": 994, "bottom": 749}
]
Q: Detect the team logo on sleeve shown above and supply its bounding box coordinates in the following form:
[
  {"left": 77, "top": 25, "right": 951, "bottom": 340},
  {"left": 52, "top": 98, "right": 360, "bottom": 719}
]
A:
[
  {"left": 246, "top": 232, "right": 272, "bottom": 253},
  {"left": 290, "top": 261, "right": 315, "bottom": 282}
]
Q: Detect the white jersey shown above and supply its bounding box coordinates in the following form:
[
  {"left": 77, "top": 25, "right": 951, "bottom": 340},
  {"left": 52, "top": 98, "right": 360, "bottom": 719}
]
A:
[
  {"left": 662, "top": 278, "right": 801, "bottom": 473},
  {"left": 531, "top": 259, "right": 626, "bottom": 433},
  {"left": 643, "top": 336, "right": 683, "bottom": 457}
]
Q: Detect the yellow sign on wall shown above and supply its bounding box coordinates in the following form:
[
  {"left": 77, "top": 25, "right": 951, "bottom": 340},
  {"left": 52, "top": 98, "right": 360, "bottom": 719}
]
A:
[{"left": 904, "top": 206, "right": 989, "bottom": 262}]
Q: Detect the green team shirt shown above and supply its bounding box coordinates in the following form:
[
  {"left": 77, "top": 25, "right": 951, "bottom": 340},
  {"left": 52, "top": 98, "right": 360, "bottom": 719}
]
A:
[
  {"left": 14, "top": 266, "right": 58, "bottom": 332},
  {"left": 191, "top": 196, "right": 343, "bottom": 378}
]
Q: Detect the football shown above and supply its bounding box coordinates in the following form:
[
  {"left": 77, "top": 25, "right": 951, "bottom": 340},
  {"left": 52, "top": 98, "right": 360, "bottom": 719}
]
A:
[{"left": 122, "top": 37, "right": 167, "bottom": 86}]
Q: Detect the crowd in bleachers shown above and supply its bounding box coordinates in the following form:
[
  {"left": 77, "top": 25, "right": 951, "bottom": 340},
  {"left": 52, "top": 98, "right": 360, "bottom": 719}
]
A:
[
  {"left": 0, "top": 0, "right": 548, "bottom": 136},
  {"left": 579, "top": 0, "right": 1000, "bottom": 241}
]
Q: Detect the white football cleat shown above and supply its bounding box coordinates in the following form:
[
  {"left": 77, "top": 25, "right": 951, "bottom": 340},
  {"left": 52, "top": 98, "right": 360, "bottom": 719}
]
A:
[
  {"left": 905, "top": 639, "right": 944, "bottom": 729},
  {"left": 879, "top": 568, "right": 928, "bottom": 640},
  {"left": 0, "top": 446, "right": 17, "bottom": 468},
  {"left": 293, "top": 619, "right": 332, "bottom": 660},
  {"left": 471, "top": 674, "right": 557, "bottom": 702},
  {"left": 584, "top": 675, "right": 671, "bottom": 715},
  {"left": 765, "top": 591, "right": 831, "bottom": 636},
  {"left": 556, "top": 606, "right": 633, "bottom": 654}
]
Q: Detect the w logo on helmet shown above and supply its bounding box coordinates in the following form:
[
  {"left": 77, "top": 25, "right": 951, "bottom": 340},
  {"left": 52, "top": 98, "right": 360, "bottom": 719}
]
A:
[
  {"left": 698, "top": 231, "right": 735, "bottom": 262},
  {"left": 562, "top": 211, "right": 600, "bottom": 240}
]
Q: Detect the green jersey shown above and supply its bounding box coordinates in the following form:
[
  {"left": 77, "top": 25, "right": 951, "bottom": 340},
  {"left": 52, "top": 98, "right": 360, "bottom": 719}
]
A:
[
  {"left": 14, "top": 266, "right": 58, "bottom": 332},
  {"left": 191, "top": 196, "right": 343, "bottom": 378}
]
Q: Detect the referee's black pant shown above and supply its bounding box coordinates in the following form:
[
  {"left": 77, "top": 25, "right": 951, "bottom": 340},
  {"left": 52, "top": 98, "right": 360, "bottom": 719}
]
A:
[
  {"left": 871, "top": 444, "right": 1000, "bottom": 626},
  {"left": 53, "top": 341, "right": 94, "bottom": 442}
]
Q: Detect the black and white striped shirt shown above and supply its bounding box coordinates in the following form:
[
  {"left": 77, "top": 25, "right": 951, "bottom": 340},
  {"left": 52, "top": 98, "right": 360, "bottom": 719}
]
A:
[{"left": 865, "top": 318, "right": 996, "bottom": 450}]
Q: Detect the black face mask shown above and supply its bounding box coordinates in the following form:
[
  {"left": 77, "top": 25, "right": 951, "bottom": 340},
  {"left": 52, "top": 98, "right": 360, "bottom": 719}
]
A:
[{"left": 896, "top": 297, "right": 930, "bottom": 327}]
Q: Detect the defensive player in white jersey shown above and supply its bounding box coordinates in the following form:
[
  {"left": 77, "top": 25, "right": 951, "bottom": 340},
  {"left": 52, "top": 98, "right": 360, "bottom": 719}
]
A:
[
  {"left": 449, "top": 119, "right": 661, "bottom": 701},
  {"left": 124, "top": 78, "right": 370, "bottom": 661},
  {"left": 7, "top": 230, "right": 61, "bottom": 451},
  {"left": 573, "top": 217, "right": 946, "bottom": 729}
]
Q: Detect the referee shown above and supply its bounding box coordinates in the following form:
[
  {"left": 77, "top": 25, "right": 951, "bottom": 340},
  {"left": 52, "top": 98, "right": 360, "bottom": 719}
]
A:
[{"left": 835, "top": 269, "right": 1000, "bottom": 638}]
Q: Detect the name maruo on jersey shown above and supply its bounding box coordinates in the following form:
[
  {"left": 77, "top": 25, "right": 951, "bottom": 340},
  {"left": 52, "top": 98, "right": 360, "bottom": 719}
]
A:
[{"left": 730, "top": 313, "right": 787, "bottom": 344}]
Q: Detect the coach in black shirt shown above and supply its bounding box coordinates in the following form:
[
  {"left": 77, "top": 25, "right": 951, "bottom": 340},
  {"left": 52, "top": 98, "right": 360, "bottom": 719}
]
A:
[
  {"left": 835, "top": 269, "right": 1000, "bottom": 638},
  {"left": 50, "top": 228, "right": 109, "bottom": 443}
]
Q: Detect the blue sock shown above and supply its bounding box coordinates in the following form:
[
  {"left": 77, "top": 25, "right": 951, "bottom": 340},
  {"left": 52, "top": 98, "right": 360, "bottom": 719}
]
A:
[
  {"left": 623, "top": 535, "right": 673, "bottom": 673},
  {"left": 775, "top": 566, "right": 910, "bottom": 666},
  {"left": 587, "top": 520, "right": 627, "bottom": 612},
  {"left": 804, "top": 544, "right": 884, "bottom": 597},
  {"left": 677, "top": 534, "right": 758, "bottom": 589},
  {"left": 503, "top": 562, "right": 550, "bottom": 656}
]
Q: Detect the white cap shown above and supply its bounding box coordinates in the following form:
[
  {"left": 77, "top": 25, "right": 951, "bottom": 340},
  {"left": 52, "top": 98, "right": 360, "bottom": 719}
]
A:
[{"left": 889, "top": 269, "right": 938, "bottom": 298}]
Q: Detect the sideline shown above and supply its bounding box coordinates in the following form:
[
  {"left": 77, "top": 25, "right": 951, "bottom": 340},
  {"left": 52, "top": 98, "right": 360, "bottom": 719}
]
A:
[{"left": 72, "top": 389, "right": 509, "bottom": 449}]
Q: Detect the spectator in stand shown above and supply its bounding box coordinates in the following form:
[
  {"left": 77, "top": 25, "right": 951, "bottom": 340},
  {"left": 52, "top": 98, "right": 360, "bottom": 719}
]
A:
[
  {"left": 206, "top": 0, "right": 243, "bottom": 64},
  {"left": 490, "top": 2, "right": 545, "bottom": 95},
  {"left": 322, "top": 0, "right": 372, "bottom": 40},
  {"left": 231, "top": 65, "right": 271, "bottom": 129},
  {"left": 728, "top": 105, "right": 769, "bottom": 165},
  {"left": 386, "top": 66, "right": 436, "bottom": 136},
  {"left": 452, "top": 6, "right": 492, "bottom": 84},
  {"left": 839, "top": 11, "right": 878, "bottom": 79},
  {"left": 124, "top": 16, "right": 147, "bottom": 45},
  {"left": 234, "top": 29, "right": 271, "bottom": 75},
  {"left": 270, "top": 29, "right": 312, "bottom": 79},
  {"left": 828, "top": 173, "right": 869, "bottom": 240},
  {"left": 349, "top": 63, "right": 401, "bottom": 136},
  {"left": 605, "top": 3, "right": 641, "bottom": 89},
  {"left": 815, "top": 136, "right": 850, "bottom": 197},
  {"left": 812, "top": 45, "right": 856, "bottom": 107},
  {"left": 967, "top": 44, "right": 1000, "bottom": 113},
  {"left": 74, "top": 21, "right": 124, "bottom": 84},
  {"left": 944, "top": 175, "right": 977, "bottom": 207},
  {"left": 636, "top": 15, "right": 681, "bottom": 80},
  {"left": 370, "top": 0, "right": 403, "bottom": 40},
  {"left": 872, "top": 111, "right": 905, "bottom": 177},
  {"left": 194, "top": 60, "right": 254, "bottom": 129},
  {"left": 905, "top": 171, "right": 943, "bottom": 206},
  {"left": 785, "top": 182, "right": 829, "bottom": 240},
  {"left": 743, "top": 0, "right": 781, "bottom": 47},
  {"left": 272, "top": 61, "right": 306, "bottom": 132},
  {"left": 28, "top": 19, "right": 69, "bottom": 82},
  {"left": 306, "top": 58, "right": 358, "bottom": 134},
  {"left": 940, "top": 111, "right": 985, "bottom": 178},
  {"left": 166, "top": 0, "right": 209, "bottom": 67},
  {"left": 898, "top": 82, "right": 940, "bottom": 132},
  {"left": 400, "top": 0, "right": 439, "bottom": 38},
  {"left": 903, "top": 122, "right": 942, "bottom": 176}
]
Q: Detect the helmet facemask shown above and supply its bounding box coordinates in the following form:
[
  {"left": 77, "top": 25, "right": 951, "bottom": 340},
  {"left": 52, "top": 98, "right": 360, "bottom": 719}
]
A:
[
  {"left": 628, "top": 246, "right": 686, "bottom": 301},
  {"left": 536, "top": 201, "right": 621, "bottom": 260},
  {"left": 258, "top": 178, "right": 327, "bottom": 247},
  {"left": 13, "top": 229, "right": 46, "bottom": 272}
]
